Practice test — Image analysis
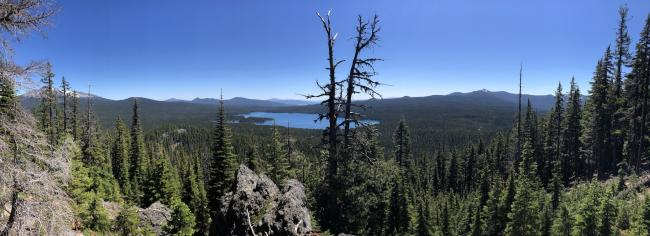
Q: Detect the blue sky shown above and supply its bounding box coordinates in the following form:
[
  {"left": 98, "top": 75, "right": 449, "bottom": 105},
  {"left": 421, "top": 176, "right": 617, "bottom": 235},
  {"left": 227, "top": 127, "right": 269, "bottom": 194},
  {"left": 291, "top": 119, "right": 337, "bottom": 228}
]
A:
[{"left": 12, "top": 0, "right": 650, "bottom": 100}]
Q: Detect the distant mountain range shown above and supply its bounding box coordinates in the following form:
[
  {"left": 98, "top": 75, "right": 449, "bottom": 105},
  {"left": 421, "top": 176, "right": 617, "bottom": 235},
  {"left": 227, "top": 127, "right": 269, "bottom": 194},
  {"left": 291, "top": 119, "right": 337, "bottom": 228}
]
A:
[
  {"left": 162, "top": 97, "right": 316, "bottom": 107},
  {"left": 18, "top": 89, "right": 571, "bottom": 131}
]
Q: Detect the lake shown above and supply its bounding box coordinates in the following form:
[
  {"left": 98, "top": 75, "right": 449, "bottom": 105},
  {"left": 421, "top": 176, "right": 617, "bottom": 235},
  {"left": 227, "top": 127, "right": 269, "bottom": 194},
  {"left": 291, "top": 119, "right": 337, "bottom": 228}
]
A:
[{"left": 240, "top": 112, "right": 379, "bottom": 129}]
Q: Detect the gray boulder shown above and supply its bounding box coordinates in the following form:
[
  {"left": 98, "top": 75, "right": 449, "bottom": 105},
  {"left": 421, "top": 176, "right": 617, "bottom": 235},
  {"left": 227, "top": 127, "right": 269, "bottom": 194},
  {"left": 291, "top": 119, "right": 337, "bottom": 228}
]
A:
[{"left": 219, "top": 165, "right": 312, "bottom": 236}]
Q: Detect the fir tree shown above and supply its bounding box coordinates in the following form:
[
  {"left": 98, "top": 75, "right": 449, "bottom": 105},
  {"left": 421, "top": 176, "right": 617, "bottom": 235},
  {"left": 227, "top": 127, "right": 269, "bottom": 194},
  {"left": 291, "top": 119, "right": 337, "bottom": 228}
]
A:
[
  {"left": 86, "top": 192, "right": 112, "bottom": 233},
  {"left": 0, "top": 73, "right": 17, "bottom": 118},
  {"left": 610, "top": 5, "right": 631, "bottom": 172},
  {"left": 114, "top": 205, "right": 142, "bottom": 235},
  {"left": 129, "top": 98, "right": 148, "bottom": 205},
  {"left": 39, "top": 68, "right": 57, "bottom": 145},
  {"left": 393, "top": 119, "right": 411, "bottom": 168},
  {"left": 552, "top": 205, "right": 571, "bottom": 236},
  {"left": 166, "top": 197, "right": 196, "bottom": 236},
  {"left": 145, "top": 144, "right": 181, "bottom": 206},
  {"left": 268, "top": 124, "right": 290, "bottom": 184},
  {"left": 598, "top": 192, "right": 615, "bottom": 236},
  {"left": 71, "top": 90, "right": 80, "bottom": 140},
  {"left": 504, "top": 136, "right": 542, "bottom": 236},
  {"left": 207, "top": 94, "right": 238, "bottom": 235},
  {"left": 582, "top": 48, "right": 614, "bottom": 179},
  {"left": 624, "top": 14, "right": 650, "bottom": 172},
  {"left": 561, "top": 78, "right": 582, "bottom": 185},
  {"left": 111, "top": 117, "right": 131, "bottom": 200},
  {"left": 61, "top": 76, "right": 70, "bottom": 134}
]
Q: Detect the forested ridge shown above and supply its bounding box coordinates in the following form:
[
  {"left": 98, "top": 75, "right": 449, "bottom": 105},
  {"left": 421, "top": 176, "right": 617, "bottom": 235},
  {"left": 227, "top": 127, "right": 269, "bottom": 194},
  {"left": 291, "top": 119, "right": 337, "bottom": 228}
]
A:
[{"left": 2, "top": 1, "right": 650, "bottom": 236}]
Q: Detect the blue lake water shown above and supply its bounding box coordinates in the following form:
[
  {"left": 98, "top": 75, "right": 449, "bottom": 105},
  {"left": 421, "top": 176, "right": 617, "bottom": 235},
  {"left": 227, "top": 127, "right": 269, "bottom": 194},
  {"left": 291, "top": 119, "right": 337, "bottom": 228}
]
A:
[{"left": 240, "top": 112, "right": 379, "bottom": 129}]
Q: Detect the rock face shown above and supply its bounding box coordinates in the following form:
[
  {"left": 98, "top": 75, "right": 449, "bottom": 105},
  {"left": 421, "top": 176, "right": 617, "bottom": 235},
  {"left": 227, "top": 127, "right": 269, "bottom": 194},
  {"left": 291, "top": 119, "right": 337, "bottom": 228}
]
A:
[
  {"left": 103, "top": 201, "right": 172, "bottom": 235},
  {"left": 219, "top": 165, "right": 312, "bottom": 236},
  {"left": 139, "top": 202, "right": 172, "bottom": 235}
]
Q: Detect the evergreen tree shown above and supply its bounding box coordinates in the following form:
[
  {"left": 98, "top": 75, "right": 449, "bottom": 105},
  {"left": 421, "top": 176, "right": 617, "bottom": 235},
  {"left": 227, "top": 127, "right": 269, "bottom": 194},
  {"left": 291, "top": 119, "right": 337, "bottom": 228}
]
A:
[
  {"left": 207, "top": 95, "right": 238, "bottom": 235},
  {"left": 551, "top": 205, "right": 571, "bottom": 236},
  {"left": 387, "top": 173, "right": 413, "bottom": 235},
  {"left": 481, "top": 179, "right": 503, "bottom": 235},
  {"left": 111, "top": 117, "right": 131, "bottom": 200},
  {"left": 624, "top": 14, "right": 650, "bottom": 172},
  {"left": 145, "top": 144, "right": 181, "bottom": 206},
  {"left": 572, "top": 184, "right": 599, "bottom": 236},
  {"left": 441, "top": 203, "right": 450, "bottom": 236},
  {"left": 582, "top": 48, "right": 614, "bottom": 179},
  {"left": 86, "top": 192, "right": 112, "bottom": 233},
  {"left": 393, "top": 119, "right": 412, "bottom": 168},
  {"left": 610, "top": 5, "right": 631, "bottom": 172},
  {"left": 544, "top": 83, "right": 563, "bottom": 186},
  {"left": 166, "top": 197, "right": 196, "bottom": 236},
  {"left": 268, "top": 125, "right": 290, "bottom": 184},
  {"left": 114, "top": 205, "right": 142, "bottom": 235},
  {"left": 561, "top": 78, "right": 582, "bottom": 185},
  {"left": 129, "top": 98, "right": 148, "bottom": 205},
  {"left": 71, "top": 90, "right": 80, "bottom": 140},
  {"left": 0, "top": 72, "right": 17, "bottom": 118},
  {"left": 61, "top": 76, "right": 70, "bottom": 134},
  {"left": 39, "top": 68, "right": 57, "bottom": 145},
  {"left": 504, "top": 136, "right": 542, "bottom": 236},
  {"left": 598, "top": 192, "right": 615, "bottom": 236},
  {"left": 182, "top": 155, "right": 210, "bottom": 236}
]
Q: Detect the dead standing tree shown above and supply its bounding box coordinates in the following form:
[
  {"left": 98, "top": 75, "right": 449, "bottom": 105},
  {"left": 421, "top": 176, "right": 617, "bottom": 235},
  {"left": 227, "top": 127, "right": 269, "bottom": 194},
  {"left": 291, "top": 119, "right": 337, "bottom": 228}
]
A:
[
  {"left": 305, "top": 10, "right": 383, "bottom": 231},
  {"left": 342, "top": 14, "right": 382, "bottom": 155},
  {"left": 305, "top": 10, "right": 345, "bottom": 192}
]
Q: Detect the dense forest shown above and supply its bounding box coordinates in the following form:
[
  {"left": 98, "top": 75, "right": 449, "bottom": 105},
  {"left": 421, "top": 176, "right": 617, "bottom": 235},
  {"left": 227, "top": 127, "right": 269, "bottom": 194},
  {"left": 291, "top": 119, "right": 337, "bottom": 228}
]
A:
[{"left": 2, "top": 0, "right": 650, "bottom": 235}]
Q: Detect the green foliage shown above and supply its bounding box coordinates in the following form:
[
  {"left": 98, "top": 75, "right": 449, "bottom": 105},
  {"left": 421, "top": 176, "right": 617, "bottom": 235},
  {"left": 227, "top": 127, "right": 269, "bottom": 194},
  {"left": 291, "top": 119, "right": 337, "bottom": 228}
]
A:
[
  {"left": 207, "top": 99, "right": 238, "bottom": 233},
  {"left": 129, "top": 99, "right": 149, "bottom": 205},
  {"left": 114, "top": 205, "right": 142, "bottom": 235},
  {"left": 166, "top": 197, "right": 196, "bottom": 236},
  {"left": 112, "top": 117, "right": 132, "bottom": 200},
  {"left": 267, "top": 125, "right": 291, "bottom": 184},
  {"left": 145, "top": 144, "right": 181, "bottom": 206}
]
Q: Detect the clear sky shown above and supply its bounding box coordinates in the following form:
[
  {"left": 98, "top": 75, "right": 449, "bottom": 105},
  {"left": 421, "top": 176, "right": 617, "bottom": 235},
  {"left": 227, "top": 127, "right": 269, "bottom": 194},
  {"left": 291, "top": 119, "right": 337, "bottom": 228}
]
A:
[{"left": 11, "top": 0, "right": 650, "bottom": 100}]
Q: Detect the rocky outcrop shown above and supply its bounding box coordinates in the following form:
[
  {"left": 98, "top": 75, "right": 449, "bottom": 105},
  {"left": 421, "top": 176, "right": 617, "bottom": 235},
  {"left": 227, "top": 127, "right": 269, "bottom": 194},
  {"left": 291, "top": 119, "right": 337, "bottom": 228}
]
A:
[
  {"left": 219, "top": 165, "right": 312, "bottom": 236},
  {"left": 139, "top": 202, "right": 172, "bottom": 235},
  {"left": 103, "top": 201, "right": 172, "bottom": 235}
]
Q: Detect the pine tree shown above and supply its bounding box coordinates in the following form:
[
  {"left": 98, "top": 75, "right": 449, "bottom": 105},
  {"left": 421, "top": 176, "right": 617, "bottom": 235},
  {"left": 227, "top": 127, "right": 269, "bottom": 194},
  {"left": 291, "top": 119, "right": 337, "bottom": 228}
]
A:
[
  {"left": 550, "top": 161, "right": 562, "bottom": 210},
  {"left": 112, "top": 117, "right": 131, "bottom": 200},
  {"left": 481, "top": 179, "right": 502, "bottom": 235},
  {"left": 416, "top": 202, "right": 432, "bottom": 236},
  {"left": 86, "top": 192, "right": 112, "bottom": 233},
  {"left": 393, "top": 119, "right": 411, "bottom": 168},
  {"left": 544, "top": 83, "right": 563, "bottom": 186},
  {"left": 166, "top": 196, "right": 196, "bottom": 236},
  {"left": 387, "top": 173, "right": 413, "bottom": 235},
  {"left": 39, "top": 68, "right": 57, "bottom": 145},
  {"left": 268, "top": 125, "right": 290, "bottom": 184},
  {"left": 182, "top": 155, "right": 210, "bottom": 236},
  {"left": 129, "top": 98, "right": 148, "bottom": 205},
  {"left": 572, "top": 184, "right": 599, "bottom": 236},
  {"left": 61, "top": 76, "right": 70, "bottom": 134},
  {"left": 610, "top": 5, "right": 632, "bottom": 172},
  {"left": 582, "top": 48, "right": 614, "bottom": 179},
  {"left": 504, "top": 136, "right": 542, "bottom": 236},
  {"left": 551, "top": 205, "right": 571, "bottom": 236},
  {"left": 561, "top": 78, "right": 582, "bottom": 185},
  {"left": 441, "top": 203, "right": 450, "bottom": 236},
  {"left": 624, "top": 14, "right": 650, "bottom": 172},
  {"left": 71, "top": 90, "right": 80, "bottom": 140},
  {"left": 0, "top": 73, "right": 17, "bottom": 118},
  {"left": 207, "top": 94, "right": 238, "bottom": 235},
  {"left": 470, "top": 205, "right": 481, "bottom": 236},
  {"left": 145, "top": 144, "right": 181, "bottom": 206},
  {"left": 598, "top": 192, "right": 615, "bottom": 236},
  {"left": 114, "top": 205, "right": 142, "bottom": 235}
]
